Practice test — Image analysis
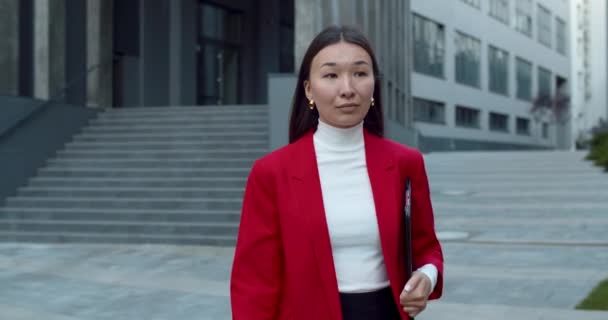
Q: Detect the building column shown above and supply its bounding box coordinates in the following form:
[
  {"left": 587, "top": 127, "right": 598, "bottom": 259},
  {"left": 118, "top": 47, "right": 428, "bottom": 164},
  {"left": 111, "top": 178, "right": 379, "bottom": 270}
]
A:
[
  {"left": 169, "top": 0, "right": 196, "bottom": 106},
  {"left": 33, "top": 0, "right": 66, "bottom": 100},
  {"left": 86, "top": 0, "right": 113, "bottom": 108},
  {"left": 139, "top": 0, "right": 169, "bottom": 106},
  {"left": 294, "top": 0, "right": 322, "bottom": 71},
  {"left": 65, "top": 0, "right": 87, "bottom": 106},
  {"left": 0, "top": 0, "right": 19, "bottom": 96}
]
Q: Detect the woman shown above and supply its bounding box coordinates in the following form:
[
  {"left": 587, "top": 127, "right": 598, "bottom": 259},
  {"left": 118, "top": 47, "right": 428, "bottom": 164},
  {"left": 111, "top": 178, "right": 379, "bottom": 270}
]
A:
[{"left": 231, "top": 25, "right": 443, "bottom": 320}]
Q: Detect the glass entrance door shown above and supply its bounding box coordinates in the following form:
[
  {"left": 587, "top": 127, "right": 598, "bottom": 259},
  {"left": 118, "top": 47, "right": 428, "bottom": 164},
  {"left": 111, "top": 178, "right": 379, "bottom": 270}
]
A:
[{"left": 197, "top": 2, "right": 242, "bottom": 105}]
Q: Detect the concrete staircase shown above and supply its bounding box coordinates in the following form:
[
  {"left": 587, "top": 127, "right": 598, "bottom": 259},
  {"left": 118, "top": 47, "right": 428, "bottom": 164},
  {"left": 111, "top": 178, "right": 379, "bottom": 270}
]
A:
[{"left": 0, "top": 105, "right": 269, "bottom": 245}]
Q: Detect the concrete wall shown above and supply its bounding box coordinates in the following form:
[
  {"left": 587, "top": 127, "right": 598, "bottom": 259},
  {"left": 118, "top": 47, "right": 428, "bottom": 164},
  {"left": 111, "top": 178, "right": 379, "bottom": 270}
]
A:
[
  {"left": 86, "top": 0, "right": 113, "bottom": 108},
  {"left": 411, "top": 0, "right": 570, "bottom": 150},
  {"left": 33, "top": 0, "right": 66, "bottom": 100},
  {"left": 268, "top": 74, "right": 297, "bottom": 151},
  {"left": 65, "top": 0, "right": 87, "bottom": 106},
  {"left": 0, "top": 0, "right": 19, "bottom": 96},
  {"left": 0, "top": 96, "right": 100, "bottom": 202},
  {"left": 570, "top": 0, "right": 608, "bottom": 145},
  {"left": 418, "top": 134, "right": 551, "bottom": 153},
  {"left": 140, "top": 0, "right": 169, "bottom": 106},
  {"left": 0, "top": 96, "right": 44, "bottom": 136},
  {"left": 169, "top": 0, "right": 197, "bottom": 106}
]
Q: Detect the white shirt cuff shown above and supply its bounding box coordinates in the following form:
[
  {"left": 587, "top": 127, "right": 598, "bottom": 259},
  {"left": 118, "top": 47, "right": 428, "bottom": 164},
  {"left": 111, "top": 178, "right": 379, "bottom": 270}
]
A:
[{"left": 416, "top": 263, "right": 438, "bottom": 295}]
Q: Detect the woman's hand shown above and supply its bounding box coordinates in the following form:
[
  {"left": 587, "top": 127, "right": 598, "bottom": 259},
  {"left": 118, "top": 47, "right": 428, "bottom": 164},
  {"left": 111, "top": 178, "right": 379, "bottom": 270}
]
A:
[{"left": 399, "top": 271, "right": 432, "bottom": 318}]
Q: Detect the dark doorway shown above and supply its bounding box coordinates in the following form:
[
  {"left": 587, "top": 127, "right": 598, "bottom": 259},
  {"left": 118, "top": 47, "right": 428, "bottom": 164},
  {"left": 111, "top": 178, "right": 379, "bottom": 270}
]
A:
[
  {"left": 113, "top": 0, "right": 140, "bottom": 107},
  {"left": 197, "top": 1, "right": 243, "bottom": 105}
]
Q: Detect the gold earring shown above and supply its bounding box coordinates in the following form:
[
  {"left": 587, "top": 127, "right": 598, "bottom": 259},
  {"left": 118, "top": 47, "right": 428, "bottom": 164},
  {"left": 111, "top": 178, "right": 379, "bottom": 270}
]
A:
[
  {"left": 371, "top": 97, "right": 375, "bottom": 107},
  {"left": 308, "top": 99, "right": 315, "bottom": 110}
]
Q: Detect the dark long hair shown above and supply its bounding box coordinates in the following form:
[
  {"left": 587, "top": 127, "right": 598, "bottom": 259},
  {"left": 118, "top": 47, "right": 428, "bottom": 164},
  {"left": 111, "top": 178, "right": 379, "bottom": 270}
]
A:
[{"left": 288, "top": 25, "right": 384, "bottom": 143}]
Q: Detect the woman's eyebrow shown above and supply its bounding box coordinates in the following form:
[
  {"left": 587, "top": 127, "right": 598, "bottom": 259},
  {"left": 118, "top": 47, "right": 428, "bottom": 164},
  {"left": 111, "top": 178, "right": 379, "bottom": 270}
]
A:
[{"left": 320, "top": 60, "right": 370, "bottom": 68}]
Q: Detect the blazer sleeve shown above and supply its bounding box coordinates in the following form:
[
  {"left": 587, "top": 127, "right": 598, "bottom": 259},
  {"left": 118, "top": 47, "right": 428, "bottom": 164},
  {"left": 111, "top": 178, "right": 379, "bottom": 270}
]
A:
[
  {"left": 411, "top": 151, "right": 444, "bottom": 300},
  {"left": 230, "top": 159, "right": 284, "bottom": 319}
]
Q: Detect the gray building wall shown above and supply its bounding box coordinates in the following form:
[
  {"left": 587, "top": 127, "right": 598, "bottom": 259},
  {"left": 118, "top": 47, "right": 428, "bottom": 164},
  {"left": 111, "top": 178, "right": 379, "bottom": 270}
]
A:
[
  {"left": 294, "top": 0, "right": 415, "bottom": 144},
  {"left": 86, "top": 0, "right": 113, "bottom": 108},
  {"left": 33, "top": 0, "right": 65, "bottom": 100},
  {"left": 169, "top": 0, "right": 197, "bottom": 106},
  {"left": 0, "top": 0, "right": 19, "bottom": 96},
  {"left": 268, "top": 74, "right": 297, "bottom": 151},
  {"left": 65, "top": 0, "right": 87, "bottom": 106},
  {"left": 1, "top": 0, "right": 111, "bottom": 107},
  {"left": 113, "top": 0, "right": 289, "bottom": 107}
]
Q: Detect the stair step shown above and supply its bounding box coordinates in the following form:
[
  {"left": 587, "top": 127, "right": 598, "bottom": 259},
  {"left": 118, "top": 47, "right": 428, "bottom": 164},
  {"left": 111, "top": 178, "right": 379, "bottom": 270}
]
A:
[
  {"left": 37, "top": 167, "right": 250, "bottom": 178},
  {"left": 72, "top": 131, "right": 267, "bottom": 142},
  {"left": 27, "top": 177, "right": 247, "bottom": 188},
  {"left": 82, "top": 126, "right": 267, "bottom": 134},
  {"left": 0, "top": 231, "right": 236, "bottom": 246},
  {"left": 64, "top": 140, "right": 267, "bottom": 150},
  {"left": 84, "top": 122, "right": 266, "bottom": 129},
  {"left": 90, "top": 116, "right": 267, "bottom": 126},
  {"left": 0, "top": 219, "right": 238, "bottom": 235},
  {"left": 99, "top": 111, "right": 267, "bottom": 119},
  {"left": 17, "top": 186, "right": 245, "bottom": 198},
  {"left": 5, "top": 196, "right": 243, "bottom": 210},
  {"left": 55, "top": 149, "right": 267, "bottom": 159},
  {"left": 102, "top": 105, "right": 265, "bottom": 114},
  {"left": 0, "top": 207, "right": 241, "bottom": 223},
  {"left": 46, "top": 158, "right": 255, "bottom": 169},
  {"left": 0, "top": 104, "right": 270, "bottom": 245}
]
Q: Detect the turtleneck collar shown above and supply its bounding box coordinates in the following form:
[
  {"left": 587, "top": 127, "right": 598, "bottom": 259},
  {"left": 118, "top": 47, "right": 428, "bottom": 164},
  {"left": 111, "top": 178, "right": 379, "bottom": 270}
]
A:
[{"left": 314, "top": 119, "right": 364, "bottom": 150}]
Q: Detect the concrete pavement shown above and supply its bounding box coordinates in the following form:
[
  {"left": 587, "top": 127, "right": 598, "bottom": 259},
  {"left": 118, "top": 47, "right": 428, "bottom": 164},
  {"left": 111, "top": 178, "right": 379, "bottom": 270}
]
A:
[{"left": 0, "top": 150, "right": 606, "bottom": 319}]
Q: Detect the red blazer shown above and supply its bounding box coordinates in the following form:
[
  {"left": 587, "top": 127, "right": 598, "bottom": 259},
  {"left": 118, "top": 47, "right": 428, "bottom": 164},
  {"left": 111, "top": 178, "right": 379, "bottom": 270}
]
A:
[{"left": 231, "top": 130, "right": 443, "bottom": 320}]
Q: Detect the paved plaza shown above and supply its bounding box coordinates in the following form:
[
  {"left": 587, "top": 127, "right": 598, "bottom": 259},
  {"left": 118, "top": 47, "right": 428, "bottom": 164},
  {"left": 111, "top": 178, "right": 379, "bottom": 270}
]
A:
[{"left": 1, "top": 151, "right": 607, "bottom": 319}]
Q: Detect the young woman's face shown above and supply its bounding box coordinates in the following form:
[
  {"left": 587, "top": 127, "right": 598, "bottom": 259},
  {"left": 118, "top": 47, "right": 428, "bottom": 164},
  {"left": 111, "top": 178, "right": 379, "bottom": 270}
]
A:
[{"left": 304, "top": 41, "right": 375, "bottom": 129}]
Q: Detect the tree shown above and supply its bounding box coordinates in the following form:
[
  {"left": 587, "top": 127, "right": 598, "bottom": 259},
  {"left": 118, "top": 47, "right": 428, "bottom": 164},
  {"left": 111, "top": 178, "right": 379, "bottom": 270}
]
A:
[{"left": 530, "top": 91, "right": 570, "bottom": 125}]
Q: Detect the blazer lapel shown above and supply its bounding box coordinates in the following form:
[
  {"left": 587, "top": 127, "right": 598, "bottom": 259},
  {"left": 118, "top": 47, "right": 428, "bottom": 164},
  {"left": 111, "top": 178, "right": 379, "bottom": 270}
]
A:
[
  {"left": 289, "top": 131, "right": 342, "bottom": 320},
  {"left": 363, "top": 131, "right": 401, "bottom": 292}
]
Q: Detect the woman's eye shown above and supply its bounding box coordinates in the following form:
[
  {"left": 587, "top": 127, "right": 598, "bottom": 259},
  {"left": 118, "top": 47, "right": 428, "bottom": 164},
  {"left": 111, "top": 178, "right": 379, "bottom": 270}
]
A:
[
  {"left": 354, "top": 71, "right": 368, "bottom": 77},
  {"left": 324, "top": 73, "right": 338, "bottom": 79}
]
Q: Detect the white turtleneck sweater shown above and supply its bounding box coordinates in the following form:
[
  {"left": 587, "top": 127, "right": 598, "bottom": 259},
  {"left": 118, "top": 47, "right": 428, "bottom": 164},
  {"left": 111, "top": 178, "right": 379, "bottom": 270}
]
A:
[{"left": 313, "top": 119, "right": 438, "bottom": 294}]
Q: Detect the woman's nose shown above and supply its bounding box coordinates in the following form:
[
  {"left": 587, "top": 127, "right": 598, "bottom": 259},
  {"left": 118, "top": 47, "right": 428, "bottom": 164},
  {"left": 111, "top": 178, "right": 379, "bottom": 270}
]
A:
[{"left": 339, "top": 77, "right": 355, "bottom": 98}]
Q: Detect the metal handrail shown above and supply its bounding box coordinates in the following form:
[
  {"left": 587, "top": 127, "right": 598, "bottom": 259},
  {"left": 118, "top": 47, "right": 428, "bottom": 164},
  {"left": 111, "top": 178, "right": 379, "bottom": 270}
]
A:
[{"left": 0, "top": 54, "right": 119, "bottom": 140}]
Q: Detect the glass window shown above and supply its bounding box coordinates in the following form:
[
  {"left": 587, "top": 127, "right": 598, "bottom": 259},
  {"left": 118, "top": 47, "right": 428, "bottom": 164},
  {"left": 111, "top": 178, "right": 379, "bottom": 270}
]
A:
[
  {"left": 413, "top": 13, "right": 445, "bottom": 78},
  {"left": 455, "top": 106, "right": 481, "bottom": 128},
  {"left": 489, "top": 0, "right": 510, "bottom": 25},
  {"left": 538, "top": 66, "right": 552, "bottom": 97},
  {"left": 515, "top": 0, "right": 532, "bottom": 37},
  {"left": 414, "top": 97, "right": 446, "bottom": 124},
  {"left": 455, "top": 31, "right": 481, "bottom": 88},
  {"left": 542, "top": 122, "right": 549, "bottom": 138},
  {"left": 516, "top": 117, "right": 531, "bottom": 135},
  {"left": 200, "top": 3, "right": 242, "bottom": 44},
  {"left": 489, "top": 45, "right": 509, "bottom": 95},
  {"left": 556, "top": 18, "right": 567, "bottom": 55},
  {"left": 489, "top": 112, "right": 509, "bottom": 132},
  {"left": 537, "top": 5, "right": 552, "bottom": 47},
  {"left": 516, "top": 57, "right": 532, "bottom": 101},
  {"left": 461, "top": 0, "right": 481, "bottom": 9}
]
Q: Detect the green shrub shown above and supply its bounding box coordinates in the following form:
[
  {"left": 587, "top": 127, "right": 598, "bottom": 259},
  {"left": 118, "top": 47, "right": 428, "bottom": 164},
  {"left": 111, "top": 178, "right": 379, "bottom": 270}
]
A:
[
  {"left": 576, "top": 278, "right": 608, "bottom": 310},
  {"left": 587, "top": 132, "right": 608, "bottom": 170}
]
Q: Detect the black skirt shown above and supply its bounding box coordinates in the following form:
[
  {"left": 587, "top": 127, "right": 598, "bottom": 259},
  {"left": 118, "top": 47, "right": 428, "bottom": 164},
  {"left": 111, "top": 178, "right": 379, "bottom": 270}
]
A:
[{"left": 339, "top": 286, "right": 402, "bottom": 320}]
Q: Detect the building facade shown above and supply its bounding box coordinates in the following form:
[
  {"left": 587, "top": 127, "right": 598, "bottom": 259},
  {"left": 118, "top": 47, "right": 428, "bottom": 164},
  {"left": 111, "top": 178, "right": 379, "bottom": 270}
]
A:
[
  {"left": 570, "top": 0, "right": 608, "bottom": 147},
  {"left": 0, "top": 0, "right": 297, "bottom": 108},
  {"left": 0, "top": 0, "right": 414, "bottom": 134},
  {"left": 411, "top": 0, "right": 571, "bottom": 150},
  {"left": 3, "top": 0, "right": 579, "bottom": 150}
]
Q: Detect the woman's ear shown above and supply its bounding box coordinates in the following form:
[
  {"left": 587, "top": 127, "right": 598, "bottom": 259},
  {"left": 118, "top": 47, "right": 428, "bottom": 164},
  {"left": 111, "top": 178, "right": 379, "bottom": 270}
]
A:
[{"left": 303, "top": 80, "right": 312, "bottom": 101}]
